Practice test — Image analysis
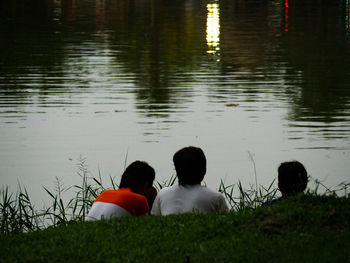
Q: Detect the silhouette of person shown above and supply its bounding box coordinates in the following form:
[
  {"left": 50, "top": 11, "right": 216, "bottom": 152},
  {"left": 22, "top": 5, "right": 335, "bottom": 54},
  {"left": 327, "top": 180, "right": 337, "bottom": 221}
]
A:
[
  {"left": 264, "top": 160, "right": 308, "bottom": 205},
  {"left": 86, "top": 160, "right": 156, "bottom": 220},
  {"left": 151, "top": 146, "right": 228, "bottom": 215}
]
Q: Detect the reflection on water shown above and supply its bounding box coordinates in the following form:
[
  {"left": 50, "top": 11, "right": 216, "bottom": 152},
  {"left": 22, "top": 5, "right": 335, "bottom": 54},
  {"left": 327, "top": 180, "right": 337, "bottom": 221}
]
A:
[
  {"left": 284, "top": 0, "right": 289, "bottom": 32},
  {"left": 1, "top": 0, "right": 349, "bottom": 132},
  {"left": 0, "top": 0, "right": 350, "bottom": 204},
  {"left": 346, "top": 0, "right": 350, "bottom": 34},
  {"left": 206, "top": 3, "right": 220, "bottom": 57}
]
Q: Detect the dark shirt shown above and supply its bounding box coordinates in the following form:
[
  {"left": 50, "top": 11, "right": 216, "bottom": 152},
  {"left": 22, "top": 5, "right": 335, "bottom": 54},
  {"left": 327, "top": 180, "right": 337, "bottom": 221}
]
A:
[
  {"left": 262, "top": 192, "right": 304, "bottom": 206},
  {"left": 262, "top": 197, "right": 282, "bottom": 206}
]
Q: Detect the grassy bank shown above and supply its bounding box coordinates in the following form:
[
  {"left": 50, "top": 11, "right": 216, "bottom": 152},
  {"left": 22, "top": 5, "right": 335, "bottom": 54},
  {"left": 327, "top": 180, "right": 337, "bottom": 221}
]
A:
[
  {"left": 1, "top": 194, "right": 349, "bottom": 262},
  {"left": 1, "top": 157, "right": 349, "bottom": 234},
  {"left": 0, "top": 157, "right": 282, "bottom": 234}
]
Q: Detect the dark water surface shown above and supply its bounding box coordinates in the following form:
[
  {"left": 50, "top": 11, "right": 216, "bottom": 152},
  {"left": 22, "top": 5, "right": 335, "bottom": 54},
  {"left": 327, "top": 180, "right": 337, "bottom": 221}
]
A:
[{"left": 1, "top": 0, "right": 350, "bottom": 203}]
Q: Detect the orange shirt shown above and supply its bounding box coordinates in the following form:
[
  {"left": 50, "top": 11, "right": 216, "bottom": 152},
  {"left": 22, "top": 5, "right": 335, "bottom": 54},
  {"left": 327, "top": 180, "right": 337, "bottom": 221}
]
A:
[{"left": 94, "top": 188, "right": 149, "bottom": 216}]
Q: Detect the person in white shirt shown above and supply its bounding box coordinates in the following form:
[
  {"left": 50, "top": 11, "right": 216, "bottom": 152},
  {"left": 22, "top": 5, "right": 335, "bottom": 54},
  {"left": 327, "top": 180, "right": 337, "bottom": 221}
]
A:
[{"left": 151, "top": 146, "right": 229, "bottom": 215}]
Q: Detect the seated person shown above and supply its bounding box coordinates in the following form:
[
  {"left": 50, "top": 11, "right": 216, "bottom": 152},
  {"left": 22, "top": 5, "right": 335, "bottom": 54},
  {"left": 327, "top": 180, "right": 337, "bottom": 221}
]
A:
[
  {"left": 151, "top": 146, "right": 229, "bottom": 215},
  {"left": 264, "top": 160, "right": 308, "bottom": 205},
  {"left": 86, "top": 160, "right": 156, "bottom": 221}
]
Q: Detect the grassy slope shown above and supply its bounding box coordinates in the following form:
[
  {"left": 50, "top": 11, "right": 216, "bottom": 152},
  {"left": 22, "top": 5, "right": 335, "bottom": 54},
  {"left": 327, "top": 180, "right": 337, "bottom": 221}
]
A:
[{"left": 1, "top": 194, "right": 349, "bottom": 263}]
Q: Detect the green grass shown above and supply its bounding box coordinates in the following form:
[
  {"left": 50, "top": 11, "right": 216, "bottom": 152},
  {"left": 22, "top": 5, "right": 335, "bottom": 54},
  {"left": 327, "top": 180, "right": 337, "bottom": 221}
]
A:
[
  {"left": 1, "top": 157, "right": 349, "bottom": 262},
  {"left": 0, "top": 156, "right": 281, "bottom": 234},
  {"left": 1, "top": 194, "right": 349, "bottom": 263},
  {"left": 1, "top": 156, "right": 349, "bottom": 234}
]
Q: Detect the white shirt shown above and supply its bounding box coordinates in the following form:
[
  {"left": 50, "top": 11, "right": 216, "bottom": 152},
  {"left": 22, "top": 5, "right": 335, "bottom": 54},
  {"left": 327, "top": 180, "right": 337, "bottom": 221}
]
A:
[
  {"left": 151, "top": 184, "right": 229, "bottom": 215},
  {"left": 85, "top": 202, "right": 131, "bottom": 221}
]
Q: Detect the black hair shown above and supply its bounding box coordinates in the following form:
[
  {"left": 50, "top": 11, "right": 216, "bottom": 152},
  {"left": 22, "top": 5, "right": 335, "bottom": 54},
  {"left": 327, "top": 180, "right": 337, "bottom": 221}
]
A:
[
  {"left": 173, "top": 146, "right": 206, "bottom": 186},
  {"left": 278, "top": 161, "right": 308, "bottom": 195},
  {"left": 119, "top": 161, "right": 155, "bottom": 190}
]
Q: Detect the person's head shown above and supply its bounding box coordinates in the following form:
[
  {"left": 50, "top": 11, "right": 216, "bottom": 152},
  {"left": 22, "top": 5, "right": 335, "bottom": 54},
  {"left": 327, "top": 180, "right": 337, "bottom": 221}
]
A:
[
  {"left": 173, "top": 146, "right": 206, "bottom": 186},
  {"left": 277, "top": 161, "right": 308, "bottom": 196},
  {"left": 119, "top": 161, "right": 155, "bottom": 195}
]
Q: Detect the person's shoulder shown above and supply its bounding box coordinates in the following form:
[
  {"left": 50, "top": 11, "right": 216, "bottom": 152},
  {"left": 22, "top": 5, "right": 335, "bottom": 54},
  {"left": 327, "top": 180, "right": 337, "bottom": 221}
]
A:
[
  {"left": 198, "top": 185, "right": 223, "bottom": 196},
  {"left": 194, "top": 185, "right": 228, "bottom": 212},
  {"left": 158, "top": 185, "right": 179, "bottom": 195},
  {"left": 95, "top": 189, "right": 117, "bottom": 200},
  {"left": 116, "top": 188, "right": 147, "bottom": 202},
  {"left": 101, "top": 189, "right": 118, "bottom": 194},
  {"left": 129, "top": 190, "right": 148, "bottom": 200},
  {"left": 262, "top": 197, "right": 282, "bottom": 206}
]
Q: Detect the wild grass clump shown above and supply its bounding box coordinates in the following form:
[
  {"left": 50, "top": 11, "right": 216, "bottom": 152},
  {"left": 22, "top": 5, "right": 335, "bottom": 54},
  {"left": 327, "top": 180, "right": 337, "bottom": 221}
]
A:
[
  {"left": 217, "top": 152, "right": 278, "bottom": 210},
  {"left": 0, "top": 185, "right": 38, "bottom": 234},
  {"left": 1, "top": 157, "right": 349, "bottom": 234},
  {"left": 0, "top": 157, "right": 110, "bottom": 234},
  {"left": 218, "top": 179, "right": 278, "bottom": 210}
]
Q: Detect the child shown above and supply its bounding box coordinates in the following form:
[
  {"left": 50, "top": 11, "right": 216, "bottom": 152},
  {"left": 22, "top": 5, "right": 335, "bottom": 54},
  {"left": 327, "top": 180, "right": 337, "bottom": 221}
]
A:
[
  {"left": 86, "top": 160, "right": 156, "bottom": 221},
  {"left": 264, "top": 160, "right": 308, "bottom": 205},
  {"left": 151, "top": 146, "right": 228, "bottom": 215}
]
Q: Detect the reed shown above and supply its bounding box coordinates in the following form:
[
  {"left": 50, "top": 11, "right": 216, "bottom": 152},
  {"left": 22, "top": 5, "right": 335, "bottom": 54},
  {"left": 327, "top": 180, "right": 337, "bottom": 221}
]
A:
[
  {"left": 218, "top": 152, "right": 278, "bottom": 210},
  {"left": 0, "top": 157, "right": 111, "bottom": 233},
  {"left": 0, "top": 157, "right": 348, "bottom": 234},
  {"left": 0, "top": 185, "right": 40, "bottom": 234},
  {"left": 218, "top": 179, "right": 278, "bottom": 210}
]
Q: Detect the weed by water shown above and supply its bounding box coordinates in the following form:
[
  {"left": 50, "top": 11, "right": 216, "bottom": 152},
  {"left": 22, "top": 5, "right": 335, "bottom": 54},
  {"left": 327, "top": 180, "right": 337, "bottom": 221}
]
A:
[
  {"left": 1, "top": 157, "right": 349, "bottom": 234},
  {"left": 218, "top": 179, "right": 278, "bottom": 210},
  {"left": 0, "top": 185, "right": 39, "bottom": 234},
  {"left": 0, "top": 157, "right": 112, "bottom": 233}
]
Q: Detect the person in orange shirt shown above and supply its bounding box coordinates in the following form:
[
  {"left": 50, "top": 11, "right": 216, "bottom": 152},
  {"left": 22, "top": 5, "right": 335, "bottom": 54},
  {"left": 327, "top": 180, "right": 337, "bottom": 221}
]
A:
[{"left": 86, "top": 160, "right": 156, "bottom": 221}]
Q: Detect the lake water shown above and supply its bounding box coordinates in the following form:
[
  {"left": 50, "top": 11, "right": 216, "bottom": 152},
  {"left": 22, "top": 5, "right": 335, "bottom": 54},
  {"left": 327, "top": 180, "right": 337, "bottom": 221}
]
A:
[{"left": 1, "top": 0, "right": 350, "bottom": 205}]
